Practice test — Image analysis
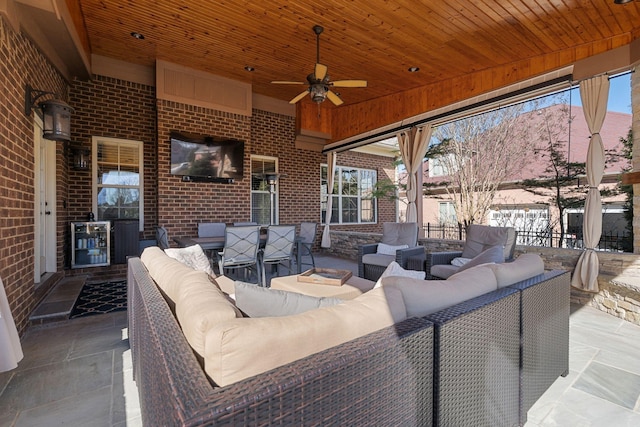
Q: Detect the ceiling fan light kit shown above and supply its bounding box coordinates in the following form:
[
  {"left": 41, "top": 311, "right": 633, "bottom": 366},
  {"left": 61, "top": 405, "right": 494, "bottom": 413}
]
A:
[{"left": 271, "top": 25, "right": 367, "bottom": 106}]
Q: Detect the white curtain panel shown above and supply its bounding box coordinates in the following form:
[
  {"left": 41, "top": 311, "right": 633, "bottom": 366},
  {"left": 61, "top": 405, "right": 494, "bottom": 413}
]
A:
[
  {"left": 572, "top": 75, "right": 609, "bottom": 292},
  {"left": 321, "top": 151, "right": 337, "bottom": 248},
  {"left": 398, "top": 125, "right": 432, "bottom": 223},
  {"left": 1, "top": 276, "right": 23, "bottom": 372}
]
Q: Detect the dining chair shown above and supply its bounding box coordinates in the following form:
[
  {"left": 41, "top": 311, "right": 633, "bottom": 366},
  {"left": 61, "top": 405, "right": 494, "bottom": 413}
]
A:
[
  {"left": 296, "top": 222, "right": 317, "bottom": 271},
  {"left": 156, "top": 226, "right": 170, "bottom": 249},
  {"left": 259, "top": 225, "right": 296, "bottom": 287},
  {"left": 198, "top": 222, "right": 226, "bottom": 238},
  {"left": 217, "top": 226, "right": 261, "bottom": 283}
]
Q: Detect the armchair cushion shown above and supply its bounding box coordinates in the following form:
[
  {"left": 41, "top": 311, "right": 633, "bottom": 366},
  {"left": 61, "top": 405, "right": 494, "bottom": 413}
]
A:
[
  {"left": 234, "top": 281, "right": 342, "bottom": 317},
  {"left": 462, "top": 224, "right": 516, "bottom": 260},
  {"left": 457, "top": 245, "right": 505, "bottom": 273},
  {"left": 362, "top": 253, "right": 395, "bottom": 267},
  {"left": 381, "top": 222, "right": 418, "bottom": 247},
  {"left": 376, "top": 242, "right": 409, "bottom": 255}
]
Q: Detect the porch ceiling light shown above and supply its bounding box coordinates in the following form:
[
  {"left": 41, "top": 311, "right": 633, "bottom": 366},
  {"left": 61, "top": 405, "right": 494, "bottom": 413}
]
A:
[{"left": 24, "top": 84, "right": 74, "bottom": 141}]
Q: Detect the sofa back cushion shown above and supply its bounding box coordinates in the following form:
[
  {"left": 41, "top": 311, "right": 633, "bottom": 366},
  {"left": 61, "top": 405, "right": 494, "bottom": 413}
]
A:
[
  {"left": 204, "top": 286, "right": 407, "bottom": 386},
  {"left": 380, "top": 265, "right": 498, "bottom": 318},
  {"left": 175, "top": 271, "right": 243, "bottom": 358},
  {"left": 141, "top": 246, "right": 197, "bottom": 304},
  {"left": 488, "top": 253, "right": 545, "bottom": 288}
]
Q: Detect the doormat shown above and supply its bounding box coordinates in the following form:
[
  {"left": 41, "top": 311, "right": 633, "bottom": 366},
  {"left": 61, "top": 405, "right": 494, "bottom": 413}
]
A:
[{"left": 69, "top": 279, "right": 127, "bottom": 319}]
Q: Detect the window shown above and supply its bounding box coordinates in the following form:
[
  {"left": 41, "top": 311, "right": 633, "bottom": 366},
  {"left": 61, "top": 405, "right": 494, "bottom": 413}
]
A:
[
  {"left": 251, "top": 156, "right": 277, "bottom": 224},
  {"left": 438, "top": 201, "right": 457, "bottom": 225},
  {"left": 321, "top": 165, "right": 376, "bottom": 224},
  {"left": 92, "top": 137, "right": 144, "bottom": 230}
]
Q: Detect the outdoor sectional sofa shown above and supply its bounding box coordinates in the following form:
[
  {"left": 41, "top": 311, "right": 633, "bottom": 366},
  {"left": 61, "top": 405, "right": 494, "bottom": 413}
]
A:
[{"left": 128, "top": 246, "right": 569, "bottom": 426}]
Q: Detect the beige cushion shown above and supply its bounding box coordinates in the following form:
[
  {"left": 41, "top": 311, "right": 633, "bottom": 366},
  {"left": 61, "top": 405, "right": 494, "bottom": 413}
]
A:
[
  {"left": 381, "top": 265, "right": 498, "bottom": 318},
  {"left": 234, "top": 281, "right": 342, "bottom": 317},
  {"left": 381, "top": 222, "right": 418, "bottom": 247},
  {"left": 204, "top": 286, "right": 407, "bottom": 386},
  {"left": 375, "top": 261, "right": 425, "bottom": 287},
  {"left": 141, "top": 246, "right": 197, "bottom": 303},
  {"left": 489, "top": 253, "right": 545, "bottom": 288},
  {"left": 462, "top": 225, "right": 516, "bottom": 260},
  {"left": 362, "top": 252, "right": 395, "bottom": 267},
  {"left": 430, "top": 264, "right": 459, "bottom": 279},
  {"left": 164, "top": 244, "right": 214, "bottom": 276},
  {"left": 376, "top": 243, "right": 409, "bottom": 255},
  {"left": 214, "top": 274, "right": 236, "bottom": 296},
  {"left": 175, "top": 270, "right": 242, "bottom": 358},
  {"left": 457, "top": 245, "right": 504, "bottom": 273}
]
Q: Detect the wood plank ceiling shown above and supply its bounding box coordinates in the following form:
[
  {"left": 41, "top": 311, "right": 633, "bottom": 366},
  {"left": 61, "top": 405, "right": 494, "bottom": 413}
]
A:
[
  {"left": 77, "top": 0, "right": 639, "bottom": 104},
  {"left": 74, "top": 0, "right": 639, "bottom": 138}
]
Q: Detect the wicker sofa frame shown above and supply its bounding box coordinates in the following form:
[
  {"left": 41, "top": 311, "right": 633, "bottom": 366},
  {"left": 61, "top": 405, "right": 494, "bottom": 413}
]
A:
[
  {"left": 128, "top": 254, "right": 569, "bottom": 426},
  {"left": 127, "top": 256, "right": 435, "bottom": 426}
]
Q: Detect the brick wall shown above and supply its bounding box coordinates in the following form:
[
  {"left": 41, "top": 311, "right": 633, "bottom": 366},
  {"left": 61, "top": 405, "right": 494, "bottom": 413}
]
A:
[{"left": 0, "top": 16, "right": 68, "bottom": 333}]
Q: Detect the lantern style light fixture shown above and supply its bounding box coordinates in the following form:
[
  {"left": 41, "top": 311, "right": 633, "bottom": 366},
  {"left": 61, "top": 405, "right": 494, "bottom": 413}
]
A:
[
  {"left": 24, "top": 84, "right": 74, "bottom": 141},
  {"left": 72, "top": 146, "right": 90, "bottom": 170}
]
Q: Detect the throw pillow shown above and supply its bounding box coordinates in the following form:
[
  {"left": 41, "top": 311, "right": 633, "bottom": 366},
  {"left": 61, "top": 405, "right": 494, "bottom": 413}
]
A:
[
  {"left": 451, "top": 257, "right": 472, "bottom": 267},
  {"left": 374, "top": 261, "right": 426, "bottom": 288},
  {"left": 164, "top": 244, "right": 215, "bottom": 277},
  {"left": 376, "top": 243, "right": 409, "bottom": 256},
  {"left": 456, "top": 245, "right": 504, "bottom": 273},
  {"left": 234, "top": 281, "right": 342, "bottom": 317}
]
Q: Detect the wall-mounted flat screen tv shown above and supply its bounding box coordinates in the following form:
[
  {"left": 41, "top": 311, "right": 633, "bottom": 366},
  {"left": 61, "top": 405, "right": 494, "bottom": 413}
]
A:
[{"left": 170, "top": 131, "right": 244, "bottom": 181}]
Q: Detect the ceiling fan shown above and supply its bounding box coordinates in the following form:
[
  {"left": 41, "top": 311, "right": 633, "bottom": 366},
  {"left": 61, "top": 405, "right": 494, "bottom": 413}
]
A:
[{"left": 271, "top": 25, "right": 367, "bottom": 106}]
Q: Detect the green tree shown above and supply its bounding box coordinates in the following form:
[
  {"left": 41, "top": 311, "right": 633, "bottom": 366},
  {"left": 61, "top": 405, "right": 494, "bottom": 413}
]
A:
[{"left": 619, "top": 128, "right": 634, "bottom": 252}]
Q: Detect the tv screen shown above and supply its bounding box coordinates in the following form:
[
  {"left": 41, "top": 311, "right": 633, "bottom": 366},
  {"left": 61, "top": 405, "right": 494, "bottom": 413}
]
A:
[{"left": 170, "top": 131, "right": 244, "bottom": 181}]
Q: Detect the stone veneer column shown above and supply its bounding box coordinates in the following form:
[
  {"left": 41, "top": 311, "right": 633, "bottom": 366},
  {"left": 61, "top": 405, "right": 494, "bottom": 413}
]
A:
[{"left": 633, "top": 67, "right": 640, "bottom": 253}]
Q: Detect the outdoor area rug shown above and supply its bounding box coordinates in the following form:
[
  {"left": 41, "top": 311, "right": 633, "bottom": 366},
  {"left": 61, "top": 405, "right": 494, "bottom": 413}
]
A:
[{"left": 69, "top": 280, "right": 127, "bottom": 319}]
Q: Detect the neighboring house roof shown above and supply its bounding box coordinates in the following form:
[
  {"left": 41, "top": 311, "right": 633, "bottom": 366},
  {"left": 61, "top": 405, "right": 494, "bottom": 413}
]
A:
[{"left": 398, "top": 104, "right": 631, "bottom": 186}]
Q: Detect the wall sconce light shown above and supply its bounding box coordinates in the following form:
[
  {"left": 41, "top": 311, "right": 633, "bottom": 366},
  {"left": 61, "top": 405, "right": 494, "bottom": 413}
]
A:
[
  {"left": 72, "top": 146, "right": 90, "bottom": 170},
  {"left": 24, "top": 84, "right": 74, "bottom": 141}
]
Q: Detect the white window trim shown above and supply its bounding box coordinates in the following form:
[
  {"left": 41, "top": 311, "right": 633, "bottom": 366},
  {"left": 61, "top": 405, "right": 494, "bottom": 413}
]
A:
[
  {"left": 92, "top": 136, "right": 144, "bottom": 232},
  {"left": 321, "top": 164, "right": 377, "bottom": 225}
]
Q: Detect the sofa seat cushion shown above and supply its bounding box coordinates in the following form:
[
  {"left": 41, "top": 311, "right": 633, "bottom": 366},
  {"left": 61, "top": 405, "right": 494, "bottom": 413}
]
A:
[
  {"left": 362, "top": 253, "right": 395, "bottom": 267},
  {"left": 175, "top": 270, "right": 243, "bottom": 358},
  {"left": 489, "top": 253, "right": 545, "bottom": 288},
  {"left": 204, "top": 286, "right": 407, "bottom": 386},
  {"left": 381, "top": 265, "right": 498, "bottom": 318},
  {"left": 234, "top": 281, "right": 342, "bottom": 317}
]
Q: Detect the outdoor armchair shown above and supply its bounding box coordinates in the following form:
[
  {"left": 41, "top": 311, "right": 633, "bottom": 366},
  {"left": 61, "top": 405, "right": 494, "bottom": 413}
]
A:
[
  {"left": 416, "top": 224, "right": 517, "bottom": 279},
  {"left": 358, "top": 222, "right": 423, "bottom": 281},
  {"left": 216, "top": 225, "right": 262, "bottom": 283},
  {"left": 259, "top": 225, "right": 296, "bottom": 287}
]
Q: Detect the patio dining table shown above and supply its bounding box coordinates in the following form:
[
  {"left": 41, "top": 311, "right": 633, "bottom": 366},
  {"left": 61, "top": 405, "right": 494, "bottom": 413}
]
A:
[{"left": 174, "top": 234, "right": 306, "bottom": 273}]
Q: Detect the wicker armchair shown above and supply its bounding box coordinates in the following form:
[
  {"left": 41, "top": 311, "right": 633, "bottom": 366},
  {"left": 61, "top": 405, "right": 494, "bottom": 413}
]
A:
[
  {"left": 413, "top": 224, "right": 517, "bottom": 279},
  {"left": 358, "top": 222, "right": 424, "bottom": 281}
]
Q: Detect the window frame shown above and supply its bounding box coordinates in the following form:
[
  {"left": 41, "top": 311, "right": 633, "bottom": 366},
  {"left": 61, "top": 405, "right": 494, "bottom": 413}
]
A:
[
  {"left": 250, "top": 155, "right": 278, "bottom": 225},
  {"left": 321, "top": 164, "right": 377, "bottom": 225},
  {"left": 92, "top": 136, "right": 144, "bottom": 231}
]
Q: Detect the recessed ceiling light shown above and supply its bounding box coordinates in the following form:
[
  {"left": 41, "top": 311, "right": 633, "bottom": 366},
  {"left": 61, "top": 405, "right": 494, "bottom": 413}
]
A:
[
  {"left": 244, "top": 66, "right": 255, "bottom": 72},
  {"left": 614, "top": 0, "right": 632, "bottom": 4},
  {"left": 408, "top": 67, "right": 420, "bottom": 72},
  {"left": 130, "top": 32, "right": 145, "bottom": 40}
]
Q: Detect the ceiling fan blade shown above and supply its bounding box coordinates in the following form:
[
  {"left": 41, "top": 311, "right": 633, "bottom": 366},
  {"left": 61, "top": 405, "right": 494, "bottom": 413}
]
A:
[
  {"left": 289, "top": 90, "right": 310, "bottom": 104},
  {"left": 314, "top": 63, "right": 328, "bottom": 81},
  {"left": 326, "top": 90, "right": 344, "bottom": 106},
  {"left": 272, "top": 81, "right": 306, "bottom": 85},
  {"left": 331, "top": 79, "right": 368, "bottom": 88}
]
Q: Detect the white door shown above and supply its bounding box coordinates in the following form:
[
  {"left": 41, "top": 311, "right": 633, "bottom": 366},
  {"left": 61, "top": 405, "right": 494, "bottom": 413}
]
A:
[{"left": 33, "top": 120, "right": 57, "bottom": 284}]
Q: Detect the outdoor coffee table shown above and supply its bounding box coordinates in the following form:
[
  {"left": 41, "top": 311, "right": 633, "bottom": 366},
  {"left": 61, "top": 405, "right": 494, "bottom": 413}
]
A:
[{"left": 270, "top": 273, "right": 375, "bottom": 299}]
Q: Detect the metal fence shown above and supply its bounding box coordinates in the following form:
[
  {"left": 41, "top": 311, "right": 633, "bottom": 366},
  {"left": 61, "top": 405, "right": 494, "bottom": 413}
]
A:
[{"left": 421, "top": 223, "right": 632, "bottom": 253}]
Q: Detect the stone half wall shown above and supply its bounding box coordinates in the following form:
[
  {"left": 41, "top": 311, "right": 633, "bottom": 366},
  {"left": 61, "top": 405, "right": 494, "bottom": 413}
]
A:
[{"left": 325, "top": 230, "right": 640, "bottom": 325}]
